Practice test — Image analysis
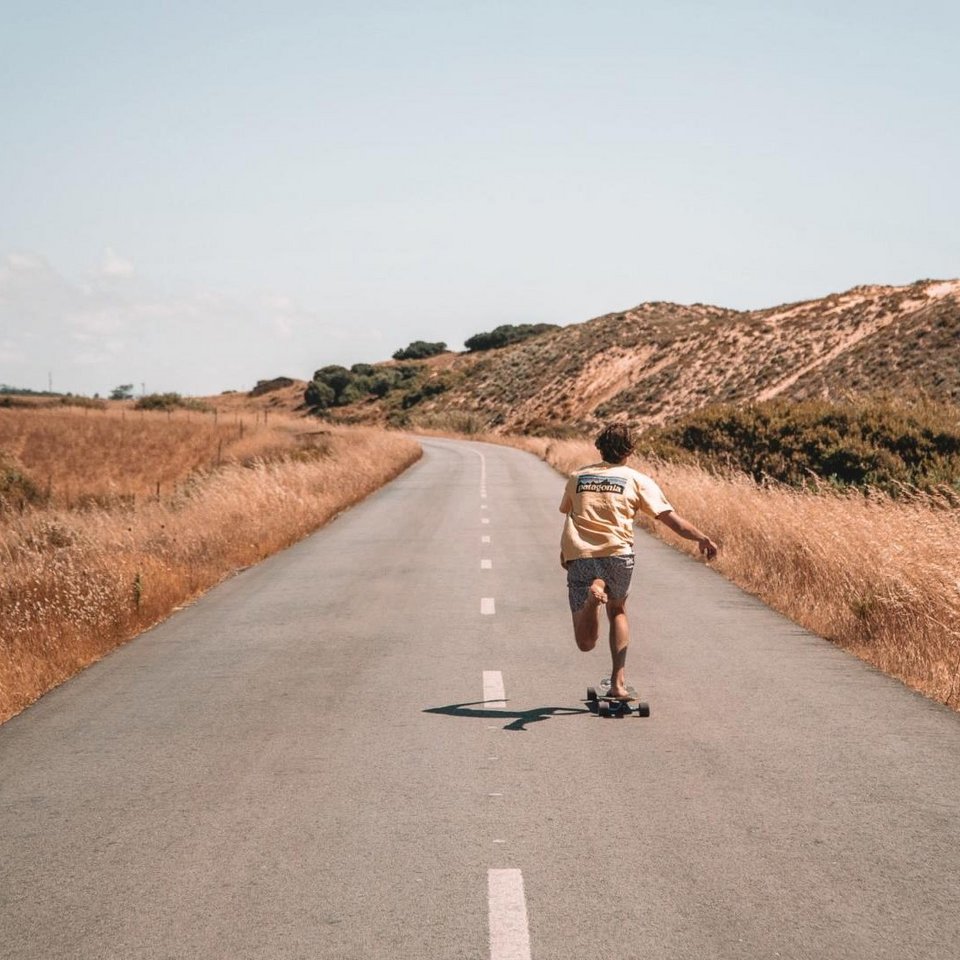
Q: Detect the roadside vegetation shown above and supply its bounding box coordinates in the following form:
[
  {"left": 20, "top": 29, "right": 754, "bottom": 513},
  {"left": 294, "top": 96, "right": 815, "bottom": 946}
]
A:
[
  {"left": 134, "top": 392, "right": 212, "bottom": 412},
  {"left": 0, "top": 405, "right": 420, "bottom": 722},
  {"left": 304, "top": 360, "right": 456, "bottom": 419},
  {"left": 638, "top": 396, "right": 960, "bottom": 497}
]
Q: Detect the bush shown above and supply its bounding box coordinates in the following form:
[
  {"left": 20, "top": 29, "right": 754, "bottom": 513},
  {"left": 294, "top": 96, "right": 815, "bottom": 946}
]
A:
[
  {"left": 249, "top": 377, "right": 294, "bottom": 397},
  {"left": 638, "top": 397, "right": 960, "bottom": 494},
  {"left": 303, "top": 366, "right": 354, "bottom": 409},
  {"left": 134, "top": 393, "right": 209, "bottom": 412},
  {"left": 392, "top": 340, "right": 447, "bottom": 361},
  {"left": 58, "top": 395, "right": 107, "bottom": 410},
  {"left": 303, "top": 357, "right": 439, "bottom": 411},
  {"left": 0, "top": 455, "right": 42, "bottom": 510},
  {"left": 369, "top": 374, "right": 398, "bottom": 398},
  {"left": 464, "top": 323, "right": 559, "bottom": 352},
  {"left": 136, "top": 393, "right": 176, "bottom": 411},
  {"left": 304, "top": 379, "right": 336, "bottom": 409},
  {"left": 0, "top": 385, "right": 57, "bottom": 397}
]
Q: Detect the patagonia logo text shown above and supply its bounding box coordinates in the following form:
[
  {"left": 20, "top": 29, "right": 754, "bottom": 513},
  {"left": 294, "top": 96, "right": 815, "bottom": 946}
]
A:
[{"left": 576, "top": 474, "right": 627, "bottom": 495}]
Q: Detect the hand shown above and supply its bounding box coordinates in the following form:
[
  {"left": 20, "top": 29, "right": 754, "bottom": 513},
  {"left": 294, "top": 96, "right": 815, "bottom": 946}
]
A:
[{"left": 698, "top": 537, "right": 718, "bottom": 561}]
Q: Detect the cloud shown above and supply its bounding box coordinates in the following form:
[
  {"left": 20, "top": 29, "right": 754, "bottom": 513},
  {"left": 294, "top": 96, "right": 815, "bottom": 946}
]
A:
[
  {"left": 0, "top": 249, "right": 346, "bottom": 395},
  {"left": 4, "top": 252, "right": 46, "bottom": 273},
  {"left": 100, "top": 247, "right": 135, "bottom": 278}
]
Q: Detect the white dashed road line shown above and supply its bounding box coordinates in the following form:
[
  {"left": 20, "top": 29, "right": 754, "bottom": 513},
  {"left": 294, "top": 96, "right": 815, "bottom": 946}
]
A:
[
  {"left": 472, "top": 449, "right": 531, "bottom": 960},
  {"left": 488, "top": 869, "right": 532, "bottom": 960},
  {"left": 482, "top": 670, "right": 506, "bottom": 707}
]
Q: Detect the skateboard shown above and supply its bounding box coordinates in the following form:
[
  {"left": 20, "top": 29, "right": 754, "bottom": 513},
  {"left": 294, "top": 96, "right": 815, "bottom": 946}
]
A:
[{"left": 586, "top": 679, "right": 651, "bottom": 718}]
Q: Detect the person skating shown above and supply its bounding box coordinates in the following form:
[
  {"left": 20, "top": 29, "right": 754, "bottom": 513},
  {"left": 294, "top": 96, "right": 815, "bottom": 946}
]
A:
[{"left": 559, "top": 423, "right": 718, "bottom": 699}]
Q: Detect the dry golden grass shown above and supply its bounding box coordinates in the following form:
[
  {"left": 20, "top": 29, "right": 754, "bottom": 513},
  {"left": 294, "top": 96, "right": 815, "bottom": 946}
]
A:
[
  {"left": 499, "top": 435, "right": 960, "bottom": 710},
  {"left": 0, "top": 403, "right": 315, "bottom": 507},
  {"left": 0, "top": 420, "right": 420, "bottom": 722}
]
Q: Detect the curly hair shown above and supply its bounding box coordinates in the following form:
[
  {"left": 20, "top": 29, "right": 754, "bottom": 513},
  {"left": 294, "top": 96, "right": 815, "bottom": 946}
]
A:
[{"left": 595, "top": 422, "right": 635, "bottom": 464}]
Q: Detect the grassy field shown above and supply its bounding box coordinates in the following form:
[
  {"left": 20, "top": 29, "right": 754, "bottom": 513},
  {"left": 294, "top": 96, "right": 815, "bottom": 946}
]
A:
[
  {"left": 0, "top": 403, "right": 309, "bottom": 508},
  {"left": 498, "top": 435, "right": 960, "bottom": 711},
  {"left": 0, "top": 405, "right": 420, "bottom": 722}
]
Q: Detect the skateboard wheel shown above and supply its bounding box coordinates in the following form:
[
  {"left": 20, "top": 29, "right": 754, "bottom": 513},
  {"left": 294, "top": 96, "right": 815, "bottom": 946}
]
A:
[
  {"left": 586, "top": 686, "right": 598, "bottom": 702},
  {"left": 598, "top": 702, "right": 611, "bottom": 718},
  {"left": 637, "top": 702, "right": 650, "bottom": 718}
]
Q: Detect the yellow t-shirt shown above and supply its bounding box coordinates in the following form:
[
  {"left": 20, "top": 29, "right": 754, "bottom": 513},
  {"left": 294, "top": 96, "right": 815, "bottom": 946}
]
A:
[{"left": 560, "top": 462, "right": 673, "bottom": 562}]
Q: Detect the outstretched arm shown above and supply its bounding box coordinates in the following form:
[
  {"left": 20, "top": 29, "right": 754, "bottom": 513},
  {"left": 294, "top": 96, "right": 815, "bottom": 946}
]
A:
[{"left": 656, "top": 510, "right": 718, "bottom": 560}]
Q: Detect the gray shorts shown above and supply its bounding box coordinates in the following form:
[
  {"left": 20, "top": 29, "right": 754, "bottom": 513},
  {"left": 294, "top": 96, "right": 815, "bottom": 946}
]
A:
[{"left": 566, "top": 555, "right": 635, "bottom": 612}]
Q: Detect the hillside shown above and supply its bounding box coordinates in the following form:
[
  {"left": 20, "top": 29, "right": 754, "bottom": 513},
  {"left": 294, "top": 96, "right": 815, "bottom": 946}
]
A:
[
  {"left": 320, "top": 278, "right": 956, "bottom": 433},
  {"left": 283, "top": 278, "right": 960, "bottom": 432}
]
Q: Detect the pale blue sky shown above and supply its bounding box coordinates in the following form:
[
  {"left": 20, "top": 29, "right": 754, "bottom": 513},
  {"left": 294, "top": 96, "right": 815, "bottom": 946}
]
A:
[{"left": 2, "top": 1, "right": 957, "bottom": 395}]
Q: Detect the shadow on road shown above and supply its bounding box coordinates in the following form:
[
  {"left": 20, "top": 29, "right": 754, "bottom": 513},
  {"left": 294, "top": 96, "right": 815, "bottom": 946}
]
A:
[{"left": 423, "top": 700, "right": 590, "bottom": 732}]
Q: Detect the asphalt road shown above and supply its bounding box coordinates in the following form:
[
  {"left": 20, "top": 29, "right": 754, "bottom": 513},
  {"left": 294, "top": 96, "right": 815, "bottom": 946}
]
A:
[{"left": 2, "top": 437, "right": 960, "bottom": 960}]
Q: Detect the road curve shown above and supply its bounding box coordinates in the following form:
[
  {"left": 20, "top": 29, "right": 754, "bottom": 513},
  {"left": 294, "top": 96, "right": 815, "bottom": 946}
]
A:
[{"left": 2, "top": 437, "right": 959, "bottom": 959}]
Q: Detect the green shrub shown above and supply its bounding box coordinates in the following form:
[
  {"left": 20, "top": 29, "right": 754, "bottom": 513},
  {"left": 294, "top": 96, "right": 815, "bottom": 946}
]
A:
[
  {"left": 58, "top": 395, "right": 107, "bottom": 410},
  {"left": 304, "top": 379, "right": 336, "bottom": 409},
  {"left": 369, "top": 374, "right": 398, "bottom": 398},
  {"left": 392, "top": 340, "right": 447, "bottom": 361},
  {"left": 134, "top": 393, "right": 210, "bottom": 412},
  {"left": 0, "top": 455, "right": 42, "bottom": 510},
  {"left": 638, "top": 397, "right": 960, "bottom": 494},
  {"left": 464, "top": 323, "right": 559, "bottom": 352}
]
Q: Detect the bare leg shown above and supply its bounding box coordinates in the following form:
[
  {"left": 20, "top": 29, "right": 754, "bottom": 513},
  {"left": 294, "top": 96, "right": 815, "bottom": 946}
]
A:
[
  {"left": 571, "top": 579, "right": 608, "bottom": 652},
  {"left": 606, "top": 599, "right": 630, "bottom": 697}
]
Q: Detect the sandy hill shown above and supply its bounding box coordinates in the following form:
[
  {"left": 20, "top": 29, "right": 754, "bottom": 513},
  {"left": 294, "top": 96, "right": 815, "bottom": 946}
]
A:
[
  {"left": 239, "top": 278, "right": 959, "bottom": 431},
  {"left": 410, "top": 278, "right": 960, "bottom": 432}
]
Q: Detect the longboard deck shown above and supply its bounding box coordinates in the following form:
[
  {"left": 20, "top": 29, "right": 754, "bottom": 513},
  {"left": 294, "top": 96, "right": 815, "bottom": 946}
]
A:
[{"left": 586, "top": 681, "right": 650, "bottom": 718}]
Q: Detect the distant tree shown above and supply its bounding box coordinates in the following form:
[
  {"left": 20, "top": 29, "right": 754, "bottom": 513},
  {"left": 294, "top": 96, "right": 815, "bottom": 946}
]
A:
[
  {"left": 304, "top": 379, "right": 336, "bottom": 409},
  {"left": 312, "top": 365, "right": 353, "bottom": 399},
  {"left": 135, "top": 392, "right": 181, "bottom": 411},
  {"left": 464, "top": 323, "right": 559, "bottom": 352},
  {"left": 110, "top": 384, "right": 135, "bottom": 400},
  {"left": 391, "top": 340, "right": 447, "bottom": 361},
  {"left": 133, "top": 392, "right": 210, "bottom": 412},
  {"left": 1, "top": 384, "right": 59, "bottom": 397},
  {"left": 369, "top": 372, "right": 399, "bottom": 398},
  {"left": 303, "top": 358, "right": 434, "bottom": 411}
]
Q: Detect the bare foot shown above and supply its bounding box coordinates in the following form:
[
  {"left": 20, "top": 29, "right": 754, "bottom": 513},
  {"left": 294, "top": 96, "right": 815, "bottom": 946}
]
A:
[
  {"left": 588, "top": 579, "right": 608, "bottom": 605},
  {"left": 608, "top": 684, "right": 630, "bottom": 699}
]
